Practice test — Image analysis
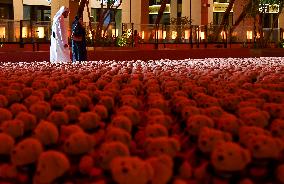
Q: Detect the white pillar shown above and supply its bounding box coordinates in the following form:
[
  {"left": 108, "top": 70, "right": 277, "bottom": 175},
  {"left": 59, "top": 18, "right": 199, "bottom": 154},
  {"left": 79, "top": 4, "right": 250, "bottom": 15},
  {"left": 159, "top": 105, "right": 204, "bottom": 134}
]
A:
[
  {"left": 13, "top": 0, "right": 23, "bottom": 21},
  {"left": 182, "top": 0, "right": 201, "bottom": 25},
  {"left": 83, "top": 4, "right": 91, "bottom": 22},
  {"left": 121, "top": 0, "right": 141, "bottom": 24},
  {"left": 208, "top": 0, "right": 214, "bottom": 24},
  {"left": 170, "top": 0, "right": 177, "bottom": 20}
]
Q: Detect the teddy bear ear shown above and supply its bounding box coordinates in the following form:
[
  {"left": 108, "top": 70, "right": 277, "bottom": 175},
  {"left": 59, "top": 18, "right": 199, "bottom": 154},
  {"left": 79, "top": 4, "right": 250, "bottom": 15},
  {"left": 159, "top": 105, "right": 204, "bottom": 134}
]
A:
[
  {"left": 169, "top": 138, "right": 181, "bottom": 152},
  {"left": 223, "top": 132, "right": 232, "bottom": 142},
  {"left": 241, "top": 149, "right": 251, "bottom": 164}
]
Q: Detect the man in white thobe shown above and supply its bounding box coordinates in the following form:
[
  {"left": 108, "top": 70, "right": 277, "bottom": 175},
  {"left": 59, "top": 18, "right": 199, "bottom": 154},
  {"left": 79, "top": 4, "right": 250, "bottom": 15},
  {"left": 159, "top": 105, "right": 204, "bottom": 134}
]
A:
[{"left": 50, "top": 6, "right": 70, "bottom": 63}]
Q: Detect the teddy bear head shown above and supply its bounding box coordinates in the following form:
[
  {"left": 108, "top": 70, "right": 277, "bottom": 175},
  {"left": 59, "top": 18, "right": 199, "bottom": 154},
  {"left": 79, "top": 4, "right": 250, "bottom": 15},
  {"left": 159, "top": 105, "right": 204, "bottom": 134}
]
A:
[
  {"left": 247, "top": 135, "right": 284, "bottom": 159},
  {"left": 181, "top": 106, "right": 200, "bottom": 122},
  {"left": 98, "top": 141, "right": 130, "bottom": 170},
  {"left": 0, "top": 95, "right": 8, "bottom": 108},
  {"left": 211, "top": 142, "right": 251, "bottom": 172},
  {"left": 1, "top": 119, "right": 25, "bottom": 139},
  {"left": 120, "top": 95, "right": 142, "bottom": 110},
  {"left": 217, "top": 113, "right": 243, "bottom": 136},
  {"left": 0, "top": 108, "right": 12, "bottom": 123},
  {"left": 147, "top": 108, "right": 164, "bottom": 118},
  {"left": 147, "top": 115, "right": 173, "bottom": 129},
  {"left": 64, "top": 131, "right": 94, "bottom": 155},
  {"left": 29, "top": 101, "right": 51, "bottom": 121},
  {"left": 147, "top": 154, "right": 173, "bottom": 184},
  {"left": 34, "top": 151, "right": 70, "bottom": 184},
  {"left": 105, "top": 127, "right": 132, "bottom": 147},
  {"left": 198, "top": 127, "right": 232, "bottom": 154},
  {"left": 145, "top": 124, "right": 168, "bottom": 138},
  {"left": 110, "top": 115, "right": 132, "bottom": 133},
  {"left": 47, "top": 111, "right": 69, "bottom": 126},
  {"left": 110, "top": 156, "right": 153, "bottom": 184},
  {"left": 116, "top": 106, "right": 141, "bottom": 125},
  {"left": 9, "top": 103, "right": 28, "bottom": 116},
  {"left": 239, "top": 126, "right": 271, "bottom": 147},
  {"left": 92, "top": 104, "right": 109, "bottom": 121},
  {"left": 241, "top": 111, "right": 270, "bottom": 128},
  {"left": 0, "top": 133, "right": 14, "bottom": 155},
  {"left": 15, "top": 112, "right": 37, "bottom": 132},
  {"left": 63, "top": 105, "right": 81, "bottom": 123},
  {"left": 59, "top": 124, "right": 83, "bottom": 143},
  {"left": 270, "top": 119, "right": 284, "bottom": 138},
  {"left": 78, "top": 112, "right": 101, "bottom": 131},
  {"left": 186, "top": 115, "right": 215, "bottom": 137},
  {"left": 145, "top": 137, "right": 180, "bottom": 157},
  {"left": 33, "top": 120, "right": 59, "bottom": 146},
  {"left": 11, "top": 138, "right": 43, "bottom": 166}
]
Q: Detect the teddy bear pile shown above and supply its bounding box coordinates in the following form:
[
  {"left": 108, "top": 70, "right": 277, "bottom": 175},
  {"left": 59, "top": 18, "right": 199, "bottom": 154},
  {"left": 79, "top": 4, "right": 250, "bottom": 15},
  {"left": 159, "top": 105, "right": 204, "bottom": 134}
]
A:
[{"left": 0, "top": 57, "right": 284, "bottom": 184}]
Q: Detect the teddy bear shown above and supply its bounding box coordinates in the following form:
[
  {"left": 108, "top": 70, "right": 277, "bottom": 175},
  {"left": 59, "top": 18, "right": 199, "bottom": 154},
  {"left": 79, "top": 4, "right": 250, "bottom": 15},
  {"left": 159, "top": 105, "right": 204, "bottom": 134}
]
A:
[
  {"left": 65, "top": 96, "right": 82, "bottom": 108},
  {"left": 246, "top": 135, "right": 284, "bottom": 183},
  {"left": 59, "top": 124, "right": 84, "bottom": 143},
  {"left": 0, "top": 133, "right": 14, "bottom": 162},
  {"left": 218, "top": 94, "right": 242, "bottom": 113},
  {"left": 185, "top": 114, "right": 215, "bottom": 142},
  {"left": 240, "top": 110, "right": 270, "bottom": 128},
  {"left": 194, "top": 142, "right": 251, "bottom": 184},
  {"left": 180, "top": 105, "right": 200, "bottom": 122},
  {"left": 146, "top": 108, "right": 164, "bottom": 118},
  {"left": 262, "top": 103, "right": 284, "bottom": 120},
  {"left": 144, "top": 137, "right": 180, "bottom": 157},
  {"left": 63, "top": 104, "right": 81, "bottom": 123},
  {"left": 97, "top": 141, "right": 130, "bottom": 170},
  {"left": 110, "top": 115, "right": 133, "bottom": 133},
  {"left": 216, "top": 113, "right": 243, "bottom": 138},
  {"left": 11, "top": 138, "right": 43, "bottom": 166},
  {"left": 0, "top": 108, "right": 13, "bottom": 123},
  {"left": 33, "top": 120, "right": 59, "bottom": 146},
  {"left": 23, "top": 95, "right": 41, "bottom": 108},
  {"left": 78, "top": 111, "right": 101, "bottom": 131},
  {"left": 76, "top": 92, "right": 92, "bottom": 111},
  {"left": 116, "top": 106, "right": 141, "bottom": 126},
  {"left": 50, "top": 94, "right": 67, "bottom": 110},
  {"left": 193, "top": 93, "right": 219, "bottom": 108},
  {"left": 105, "top": 127, "right": 132, "bottom": 147},
  {"left": 29, "top": 101, "right": 51, "bottom": 121},
  {"left": 9, "top": 103, "right": 28, "bottom": 116},
  {"left": 0, "top": 94, "right": 8, "bottom": 108},
  {"left": 64, "top": 131, "right": 94, "bottom": 155},
  {"left": 92, "top": 104, "right": 109, "bottom": 121},
  {"left": 239, "top": 126, "right": 271, "bottom": 147},
  {"left": 147, "top": 115, "right": 173, "bottom": 129},
  {"left": 198, "top": 127, "right": 232, "bottom": 155},
  {"left": 276, "top": 164, "right": 284, "bottom": 184},
  {"left": 5, "top": 89, "right": 23, "bottom": 105},
  {"left": 98, "top": 95, "right": 115, "bottom": 113},
  {"left": 120, "top": 95, "right": 143, "bottom": 110},
  {"left": 47, "top": 111, "right": 69, "bottom": 127},
  {"left": 145, "top": 123, "right": 168, "bottom": 138},
  {"left": 33, "top": 151, "right": 70, "bottom": 184},
  {"left": 110, "top": 156, "right": 154, "bottom": 184},
  {"left": 270, "top": 119, "right": 284, "bottom": 138},
  {"left": 1, "top": 119, "right": 25, "bottom": 139},
  {"left": 147, "top": 98, "right": 169, "bottom": 114},
  {"left": 22, "top": 87, "right": 33, "bottom": 99},
  {"left": 15, "top": 112, "right": 37, "bottom": 133},
  {"left": 146, "top": 154, "right": 173, "bottom": 184}
]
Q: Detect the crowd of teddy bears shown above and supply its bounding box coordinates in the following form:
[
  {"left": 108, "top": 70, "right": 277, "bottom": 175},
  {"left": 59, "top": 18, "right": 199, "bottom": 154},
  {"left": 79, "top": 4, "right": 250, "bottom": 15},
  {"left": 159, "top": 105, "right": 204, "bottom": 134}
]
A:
[{"left": 0, "top": 57, "right": 284, "bottom": 184}]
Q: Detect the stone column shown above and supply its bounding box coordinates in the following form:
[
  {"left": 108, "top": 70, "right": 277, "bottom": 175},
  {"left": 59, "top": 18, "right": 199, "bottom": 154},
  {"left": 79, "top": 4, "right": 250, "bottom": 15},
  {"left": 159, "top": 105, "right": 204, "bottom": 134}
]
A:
[
  {"left": 13, "top": 0, "right": 23, "bottom": 21},
  {"left": 170, "top": 0, "right": 177, "bottom": 20},
  {"left": 182, "top": 0, "right": 201, "bottom": 25}
]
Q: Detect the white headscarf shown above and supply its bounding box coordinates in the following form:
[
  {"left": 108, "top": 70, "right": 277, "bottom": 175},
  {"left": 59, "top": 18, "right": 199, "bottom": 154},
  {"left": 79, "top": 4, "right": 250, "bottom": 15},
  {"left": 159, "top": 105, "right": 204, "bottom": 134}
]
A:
[{"left": 53, "top": 6, "right": 69, "bottom": 23}]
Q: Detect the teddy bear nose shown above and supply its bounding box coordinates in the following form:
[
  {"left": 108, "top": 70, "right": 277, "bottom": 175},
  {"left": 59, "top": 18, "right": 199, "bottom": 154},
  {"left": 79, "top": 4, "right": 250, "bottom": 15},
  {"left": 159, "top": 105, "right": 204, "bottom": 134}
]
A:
[
  {"left": 217, "top": 155, "right": 224, "bottom": 161},
  {"left": 12, "top": 150, "right": 17, "bottom": 155},
  {"left": 122, "top": 167, "right": 129, "bottom": 174},
  {"left": 253, "top": 144, "right": 260, "bottom": 150},
  {"left": 201, "top": 140, "right": 207, "bottom": 146}
]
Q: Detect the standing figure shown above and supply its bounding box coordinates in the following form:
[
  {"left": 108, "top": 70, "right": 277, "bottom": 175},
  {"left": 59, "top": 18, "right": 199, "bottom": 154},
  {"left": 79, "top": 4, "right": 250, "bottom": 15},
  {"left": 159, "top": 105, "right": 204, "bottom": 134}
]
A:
[
  {"left": 50, "top": 6, "right": 70, "bottom": 63},
  {"left": 71, "top": 15, "right": 87, "bottom": 62}
]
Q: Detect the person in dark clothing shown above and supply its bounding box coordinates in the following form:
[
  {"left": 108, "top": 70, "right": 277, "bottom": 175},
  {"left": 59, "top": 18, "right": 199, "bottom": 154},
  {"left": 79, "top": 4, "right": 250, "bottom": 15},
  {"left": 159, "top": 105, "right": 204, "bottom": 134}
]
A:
[{"left": 71, "top": 15, "right": 87, "bottom": 62}]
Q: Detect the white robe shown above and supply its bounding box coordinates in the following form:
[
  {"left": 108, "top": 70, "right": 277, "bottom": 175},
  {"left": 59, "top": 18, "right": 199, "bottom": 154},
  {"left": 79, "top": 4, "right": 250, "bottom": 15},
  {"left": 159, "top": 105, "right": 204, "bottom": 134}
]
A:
[{"left": 50, "top": 6, "right": 70, "bottom": 63}]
